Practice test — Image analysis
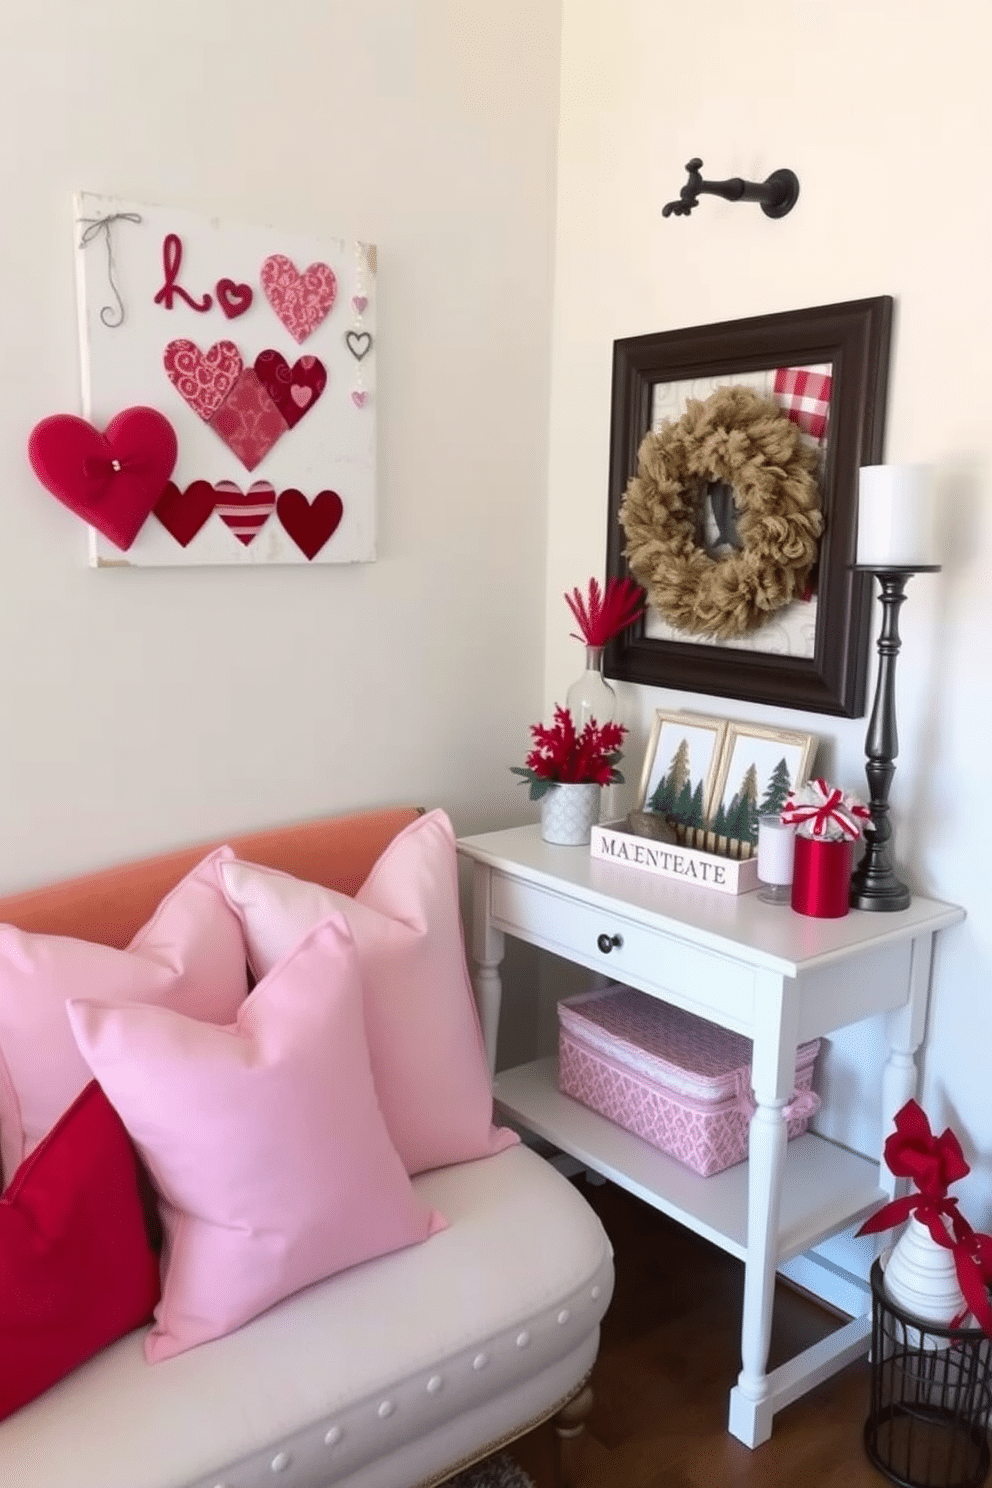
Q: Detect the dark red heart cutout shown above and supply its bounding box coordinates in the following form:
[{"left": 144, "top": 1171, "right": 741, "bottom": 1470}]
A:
[
  {"left": 216, "top": 278, "right": 253, "bottom": 319},
  {"left": 253, "top": 350, "right": 327, "bottom": 430},
  {"left": 154, "top": 480, "right": 216, "bottom": 547},
  {"left": 28, "top": 407, "right": 178, "bottom": 551},
  {"left": 277, "top": 488, "right": 343, "bottom": 559}
]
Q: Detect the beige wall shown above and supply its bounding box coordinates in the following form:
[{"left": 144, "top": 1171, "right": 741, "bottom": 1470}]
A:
[
  {"left": 3, "top": 0, "right": 989, "bottom": 1214},
  {"left": 0, "top": 0, "right": 560, "bottom": 888},
  {"left": 547, "top": 1, "right": 992, "bottom": 1211}
]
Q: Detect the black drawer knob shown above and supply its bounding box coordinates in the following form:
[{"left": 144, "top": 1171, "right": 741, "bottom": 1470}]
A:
[{"left": 597, "top": 932, "right": 623, "bottom": 954}]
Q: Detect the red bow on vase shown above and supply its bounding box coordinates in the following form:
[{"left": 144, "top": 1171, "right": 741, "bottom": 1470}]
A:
[{"left": 857, "top": 1099, "right": 992, "bottom": 1334}]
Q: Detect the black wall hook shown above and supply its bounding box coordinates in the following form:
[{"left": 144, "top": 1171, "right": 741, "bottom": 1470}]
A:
[{"left": 663, "top": 158, "right": 800, "bottom": 219}]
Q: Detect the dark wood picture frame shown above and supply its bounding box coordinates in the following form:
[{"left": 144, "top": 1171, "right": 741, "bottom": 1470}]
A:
[{"left": 603, "top": 297, "right": 893, "bottom": 717}]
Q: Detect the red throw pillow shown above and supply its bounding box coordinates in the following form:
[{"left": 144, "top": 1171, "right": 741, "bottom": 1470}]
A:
[{"left": 0, "top": 1080, "right": 161, "bottom": 1422}]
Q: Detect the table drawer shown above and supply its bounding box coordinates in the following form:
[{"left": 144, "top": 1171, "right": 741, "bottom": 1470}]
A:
[{"left": 490, "top": 873, "right": 755, "bottom": 1031}]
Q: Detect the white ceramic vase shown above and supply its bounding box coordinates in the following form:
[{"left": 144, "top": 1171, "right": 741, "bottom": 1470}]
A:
[
  {"left": 540, "top": 783, "right": 601, "bottom": 845},
  {"left": 882, "top": 1215, "right": 966, "bottom": 1330}
]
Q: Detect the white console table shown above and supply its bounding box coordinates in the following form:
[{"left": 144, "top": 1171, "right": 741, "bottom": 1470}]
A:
[{"left": 457, "top": 824, "right": 963, "bottom": 1448}]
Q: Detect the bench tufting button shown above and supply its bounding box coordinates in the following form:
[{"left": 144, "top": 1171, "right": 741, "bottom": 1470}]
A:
[
  {"left": 378, "top": 1400, "right": 394, "bottom": 1419},
  {"left": 473, "top": 1353, "right": 488, "bottom": 1370},
  {"left": 427, "top": 1375, "right": 443, "bottom": 1394},
  {"left": 516, "top": 1331, "right": 530, "bottom": 1348},
  {"left": 591, "top": 1285, "right": 601, "bottom": 1300},
  {"left": 557, "top": 1309, "right": 570, "bottom": 1325},
  {"left": 324, "top": 1426, "right": 342, "bottom": 1446},
  {"left": 271, "top": 1453, "right": 291, "bottom": 1473}
]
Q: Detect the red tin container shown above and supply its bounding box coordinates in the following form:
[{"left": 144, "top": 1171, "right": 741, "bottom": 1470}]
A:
[{"left": 791, "top": 835, "right": 855, "bottom": 918}]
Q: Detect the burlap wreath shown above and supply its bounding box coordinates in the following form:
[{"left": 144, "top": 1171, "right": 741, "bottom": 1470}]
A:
[{"left": 619, "top": 385, "right": 824, "bottom": 640}]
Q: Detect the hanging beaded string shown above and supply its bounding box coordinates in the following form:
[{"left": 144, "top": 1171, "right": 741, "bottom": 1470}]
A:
[
  {"left": 348, "top": 241, "right": 374, "bottom": 408},
  {"left": 76, "top": 212, "right": 143, "bottom": 328}
]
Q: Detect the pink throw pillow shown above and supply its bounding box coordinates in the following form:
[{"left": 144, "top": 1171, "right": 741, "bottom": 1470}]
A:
[
  {"left": 0, "top": 847, "right": 249, "bottom": 1185},
  {"left": 68, "top": 915, "right": 445, "bottom": 1363},
  {"left": 219, "top": 809, "right": 517, "bottom": 1175}
]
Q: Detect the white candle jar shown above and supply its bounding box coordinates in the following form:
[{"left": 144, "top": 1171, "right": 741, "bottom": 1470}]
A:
[{"left": 756, "top": 816, "right": 796, "bottom": 905}]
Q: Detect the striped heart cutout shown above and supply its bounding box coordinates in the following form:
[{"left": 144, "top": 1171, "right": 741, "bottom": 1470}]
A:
[{"left": 214, "top": 480, "right": 276, "bottom": 546}]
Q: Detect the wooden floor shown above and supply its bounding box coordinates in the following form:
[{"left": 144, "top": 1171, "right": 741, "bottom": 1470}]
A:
[{"left": 510, "top": 1174, "right": 887, "bottom": 1488}]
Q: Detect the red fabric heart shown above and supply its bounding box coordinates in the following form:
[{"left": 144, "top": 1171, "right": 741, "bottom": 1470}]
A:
[
  {"left": 154, "top": 480, "right": 217, "bottom": 547},
  {"left": 163, "top": 339, "right": 243, "bottom": 422},
  {"left": 277, "top": 488, "right": 344, "bottom": 559},
  {"left": 215, "top": 480, "right": 276, "bottom": 546},
  {"left": 28, "top": 407, "right": 178, "bottom": 551},
  {"left": 215, "top": 278, "right": 253, "bottom": 319},
  {"left": 253, "top": 350, "right": 327, "bottom": 430}
]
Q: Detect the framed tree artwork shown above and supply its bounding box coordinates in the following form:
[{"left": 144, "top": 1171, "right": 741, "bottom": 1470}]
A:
[
  {"left": 636, "top": 711, "right": 729, "bottom": 828},
  {"left": 634, "top": 711, "right": 815, "bottom": 850},
  {"left": 602, "top": 297, "right": 893, "bottom": 717},
  {"left": 708, "top": 722, "right": 816, "bottom": 848}
]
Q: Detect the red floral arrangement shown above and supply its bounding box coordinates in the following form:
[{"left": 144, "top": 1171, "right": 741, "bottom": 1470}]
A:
[
  {"left": 857, "top": 1100, "right": 992, "bottom": 1334},
  {"left": 564, "top": 575, "right": 646, "bottom": 646},
  {"left": 511, "top": 706, "right": 627, "bottom": 800}
]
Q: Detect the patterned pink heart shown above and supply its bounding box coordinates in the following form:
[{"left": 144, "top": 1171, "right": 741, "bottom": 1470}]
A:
[
  {"left": 260, "top": 255, "right": 337, "bottom": 344},
  {"left": 209, "top": 370, "right": 288, "bottom": 472},
  {"left": 163, "top": 340, "right": 243, "bottom": 422},
  {"left": 351, "top": 294, "right": 368, "bottom": 314},
  {"left": 253, "top": 350, "right": 326, "bottom": 430},
  {"left": 351, "top": 390, "right": 368, "bottom": 408},
  {"left": 214, "top": 480, "right": 276, "bottom": 546}
]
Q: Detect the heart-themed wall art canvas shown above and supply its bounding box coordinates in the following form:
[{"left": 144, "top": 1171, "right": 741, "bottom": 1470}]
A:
[{"left": 74, "top": 192, "right": 376, "bottom": 566}]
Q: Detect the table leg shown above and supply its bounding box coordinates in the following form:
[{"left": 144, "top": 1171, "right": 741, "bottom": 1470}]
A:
[
  {"left": 729, "top": 977, "right": 799, "bottom": 1447},
  {"left": 880, "top": 933, "right": 932, "bottom": 1196},
  {"left": 471, "top": 860, "right": 505, "bottom": 1075}
]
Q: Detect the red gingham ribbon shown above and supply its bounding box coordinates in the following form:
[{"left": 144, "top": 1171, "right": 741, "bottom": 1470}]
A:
[{"left": 773, "top": 366, "right": 832, "bottom": 444}]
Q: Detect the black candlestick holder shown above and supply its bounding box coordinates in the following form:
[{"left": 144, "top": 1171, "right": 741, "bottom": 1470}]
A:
[{"left": 849, "top": 564, "right": 941, "bottom": 912}]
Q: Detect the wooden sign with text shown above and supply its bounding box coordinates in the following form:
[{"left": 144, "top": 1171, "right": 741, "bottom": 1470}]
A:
[{"left": 590, "top": 821, "right": 759, "bottom": 895}]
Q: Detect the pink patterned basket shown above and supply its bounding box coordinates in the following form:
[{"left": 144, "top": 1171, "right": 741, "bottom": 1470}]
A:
[{"left": 558, "top": 984, "right": 820, "bottom": 1178}]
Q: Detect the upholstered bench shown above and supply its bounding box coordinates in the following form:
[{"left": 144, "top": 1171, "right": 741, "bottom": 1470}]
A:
[{"left": 0, "top": 806, "right": 614, "bottom": 1488}]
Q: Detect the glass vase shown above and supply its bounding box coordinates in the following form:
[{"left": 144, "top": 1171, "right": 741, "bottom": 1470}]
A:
[{"left": 566, "top": 646, "right": 616, "bottom": 728}]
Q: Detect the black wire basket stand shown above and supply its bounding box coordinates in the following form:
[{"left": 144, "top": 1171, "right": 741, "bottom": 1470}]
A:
[{"left": 865, "top": 1259, "right": 992, "bottom": 1488}]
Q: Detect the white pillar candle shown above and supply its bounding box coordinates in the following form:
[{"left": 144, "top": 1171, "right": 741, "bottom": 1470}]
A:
[
  {"left": 857, "top": 464, "right": 937, "bottom": 567},
  {"left": 756, "top": 816, "right": 796, "bottom": 887}
]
